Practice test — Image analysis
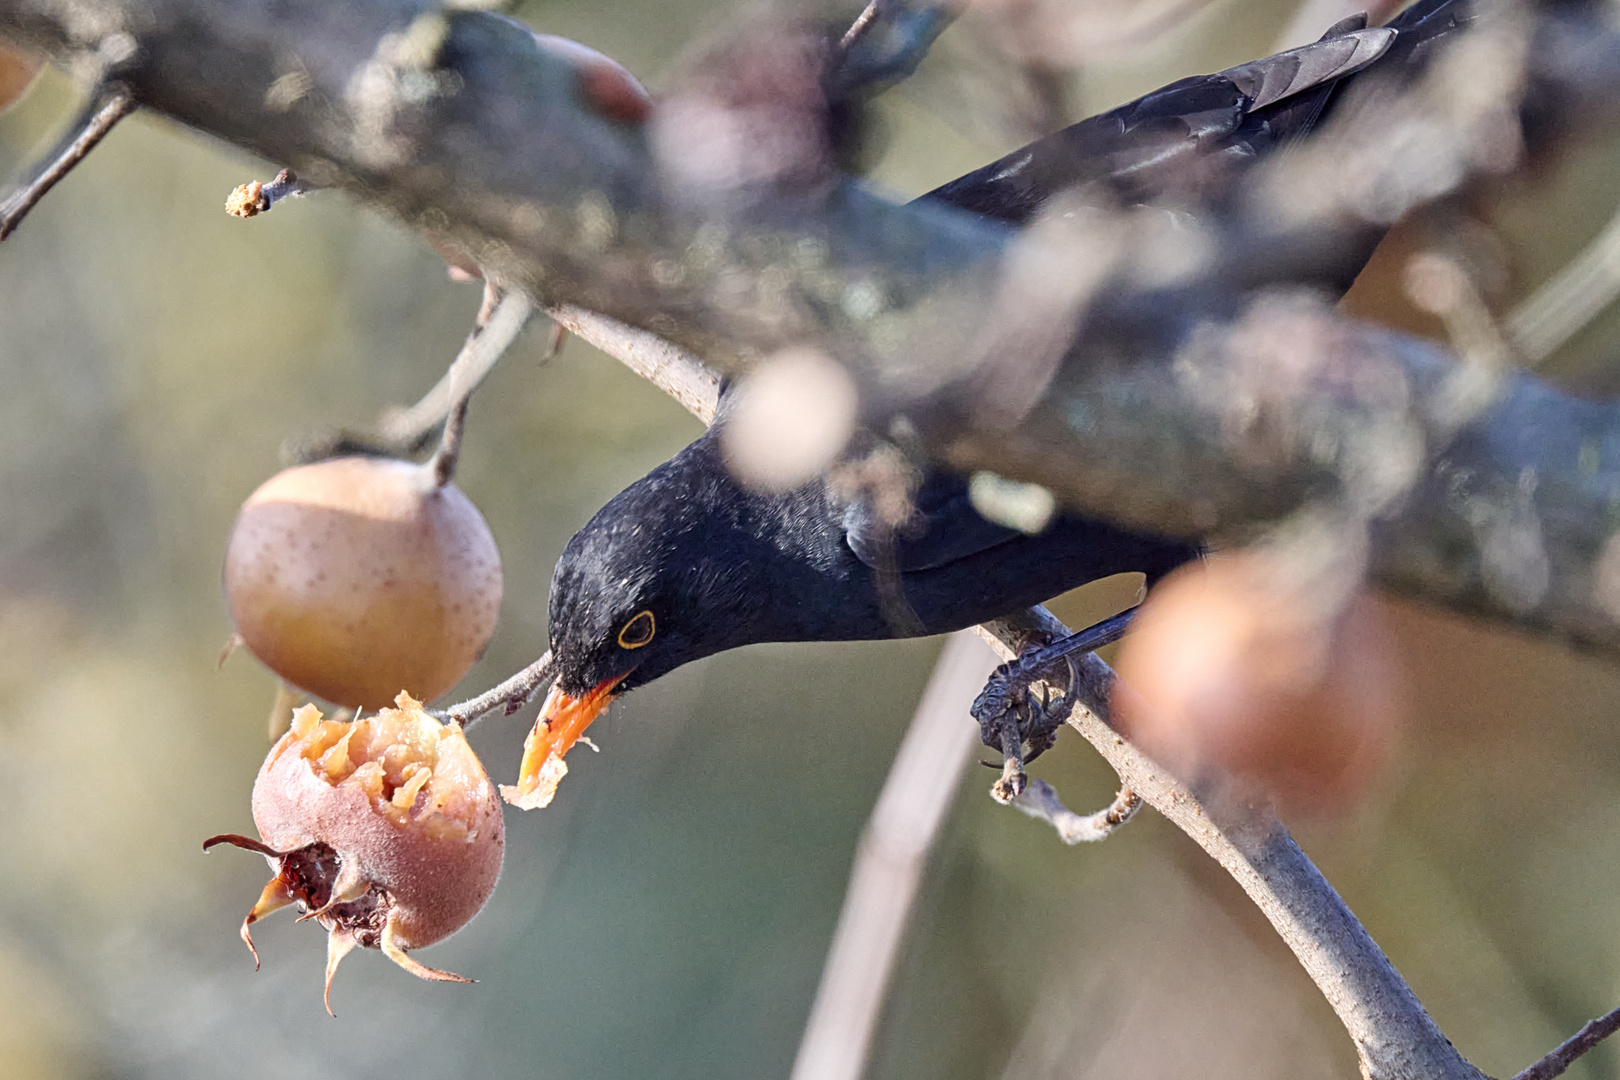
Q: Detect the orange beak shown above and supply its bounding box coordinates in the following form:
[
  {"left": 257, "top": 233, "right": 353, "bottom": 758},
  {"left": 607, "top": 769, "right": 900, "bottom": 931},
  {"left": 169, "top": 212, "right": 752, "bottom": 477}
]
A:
[{"left": 499, "top": 675, "right": 621, "bottom": 810}]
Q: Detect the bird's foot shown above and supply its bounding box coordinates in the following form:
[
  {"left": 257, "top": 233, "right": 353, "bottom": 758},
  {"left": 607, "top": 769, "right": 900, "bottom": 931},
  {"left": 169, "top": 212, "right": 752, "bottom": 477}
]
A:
[
  {"left": 971, "top": 608, "right": 1138, "bottom": 803},
  {"left": 975, "top": 661, "right": 1073, "bottom": 804}
]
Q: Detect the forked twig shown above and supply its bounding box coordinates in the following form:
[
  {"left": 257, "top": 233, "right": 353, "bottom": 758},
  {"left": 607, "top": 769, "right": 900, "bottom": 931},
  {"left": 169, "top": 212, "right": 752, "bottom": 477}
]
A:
[
  {"left": 1011, "top": 779, "right": 1141, "bottom": 844},
  {"left": 974, "top": 608, "right": 1487, "bottom": 1080},
  {"left": 425, "top": 286, "right": 536, "bottom": 486},
  {"left": 383, "top": 285, "right": 547, "bottom": 452}
]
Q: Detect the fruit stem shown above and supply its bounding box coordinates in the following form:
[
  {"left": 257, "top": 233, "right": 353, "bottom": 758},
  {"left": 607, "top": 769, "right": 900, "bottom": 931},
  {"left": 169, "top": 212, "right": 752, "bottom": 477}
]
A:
[
  {"left": 429, "top": 393, "right": 469, "bottom": 488},
  {"left": 418, "top": 283, "right": 538, "bottom": 485},
  {"left": 436, "top": 649, "right": 556, "bottom": 729}
]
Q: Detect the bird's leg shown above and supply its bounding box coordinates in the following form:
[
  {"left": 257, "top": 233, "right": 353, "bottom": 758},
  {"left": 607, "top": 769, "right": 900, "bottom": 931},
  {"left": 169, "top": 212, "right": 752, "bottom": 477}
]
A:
[{"left": 971, "top": 607, "right": 1138, "bottom": 788}]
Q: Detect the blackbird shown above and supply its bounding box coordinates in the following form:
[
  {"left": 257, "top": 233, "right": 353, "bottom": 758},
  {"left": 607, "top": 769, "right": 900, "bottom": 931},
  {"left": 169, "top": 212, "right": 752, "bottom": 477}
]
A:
[{"left": 502, "top": 0, "right": 1471, "bottom": 808}]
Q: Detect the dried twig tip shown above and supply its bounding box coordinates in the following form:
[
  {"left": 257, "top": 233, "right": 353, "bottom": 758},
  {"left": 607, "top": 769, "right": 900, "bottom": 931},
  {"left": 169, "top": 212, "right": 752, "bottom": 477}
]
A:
[
  {"left": 225, "top": 181, "right": 267, "bottom": 217},
  {"left": 225, "top": 170, "right": 302, "bottom": 218}
]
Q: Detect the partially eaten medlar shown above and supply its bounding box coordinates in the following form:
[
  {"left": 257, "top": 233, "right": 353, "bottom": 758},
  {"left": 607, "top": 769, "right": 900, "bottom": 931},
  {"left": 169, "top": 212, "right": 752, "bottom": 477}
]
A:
[{"left": 205, "top": 693, "right": 504, "bottom": 1014}]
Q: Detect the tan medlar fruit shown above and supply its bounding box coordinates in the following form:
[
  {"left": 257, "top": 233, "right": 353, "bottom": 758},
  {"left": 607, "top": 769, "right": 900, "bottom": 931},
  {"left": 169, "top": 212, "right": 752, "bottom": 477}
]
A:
[{"left": 223, "top": 455, "right": 502, "bottom": 710}]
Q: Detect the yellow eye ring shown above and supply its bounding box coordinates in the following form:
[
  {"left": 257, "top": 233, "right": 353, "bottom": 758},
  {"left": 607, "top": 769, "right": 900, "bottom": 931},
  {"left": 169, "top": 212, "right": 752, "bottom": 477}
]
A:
[{"left": 618, "top": 610, "right": 656, "bottom": 649}]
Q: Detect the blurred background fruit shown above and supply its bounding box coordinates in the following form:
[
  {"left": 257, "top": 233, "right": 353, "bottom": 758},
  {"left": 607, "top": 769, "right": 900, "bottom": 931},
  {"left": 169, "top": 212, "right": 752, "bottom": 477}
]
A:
[
  {"left": 0, "top": 37, "right": 40, "bottom": 114},
  {"left": 1115, "top": 553, "right": 1404, "bottom": 815}
]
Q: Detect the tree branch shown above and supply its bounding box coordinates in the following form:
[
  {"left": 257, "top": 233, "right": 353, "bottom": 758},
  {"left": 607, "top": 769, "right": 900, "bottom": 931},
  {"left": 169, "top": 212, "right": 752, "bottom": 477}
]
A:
[
  {"left": 547, "top": 305, "right": 722, "bottom": 424},
  {"left": 973, "top": 607, "right": 1489, "bottom": 1080},
  {"left": 1513, "top": 1004, "right": 1620, "bottom": 1080}
]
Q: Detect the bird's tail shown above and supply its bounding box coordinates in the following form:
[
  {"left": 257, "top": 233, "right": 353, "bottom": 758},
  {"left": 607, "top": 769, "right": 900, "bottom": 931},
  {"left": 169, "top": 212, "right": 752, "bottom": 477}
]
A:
[{"left": 1380, "top": 0, "right": 1474, "bottom": 60}]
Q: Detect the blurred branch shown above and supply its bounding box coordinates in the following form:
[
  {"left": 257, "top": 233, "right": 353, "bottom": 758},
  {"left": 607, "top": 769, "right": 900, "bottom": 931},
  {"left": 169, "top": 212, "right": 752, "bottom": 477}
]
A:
[
  {"left": 0, "top": 84, "right": 134, "bottom": 240},
  {"left": 790, "top": 629, "right": 990, "bottom": 1080},
  {"left": 973, "top": 607, "right": 1490, "bottom": 1080},
  {"left": 831, "top": 0, "right": 959, "bottom": 99}
]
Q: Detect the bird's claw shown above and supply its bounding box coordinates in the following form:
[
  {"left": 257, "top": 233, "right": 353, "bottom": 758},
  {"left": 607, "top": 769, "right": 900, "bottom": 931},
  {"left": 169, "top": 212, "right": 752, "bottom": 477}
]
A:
[
  {"left": 972, "top": 649, "right": 1077, "bottom": 803},
  {"left": 972, "top": 608, "right": 1138, "bottom": 799}
]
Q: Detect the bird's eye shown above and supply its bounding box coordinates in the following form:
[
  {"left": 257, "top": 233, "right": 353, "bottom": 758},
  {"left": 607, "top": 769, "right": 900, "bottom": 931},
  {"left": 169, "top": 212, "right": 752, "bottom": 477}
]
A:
[{"left": 617, "top": 610, "right": 656, "bottom": 649}]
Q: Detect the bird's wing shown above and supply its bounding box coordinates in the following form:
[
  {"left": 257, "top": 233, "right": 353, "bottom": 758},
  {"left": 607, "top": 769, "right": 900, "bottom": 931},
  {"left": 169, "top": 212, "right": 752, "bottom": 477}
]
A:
[
  {"left": 842, "top": 469, "right": 1026, "bottom": 572},
  {"left": 919, "top": 21, "right": 1398, "bottom": 225}
]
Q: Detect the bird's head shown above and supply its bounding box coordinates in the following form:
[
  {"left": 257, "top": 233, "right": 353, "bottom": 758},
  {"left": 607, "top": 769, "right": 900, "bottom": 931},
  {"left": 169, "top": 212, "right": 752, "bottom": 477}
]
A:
[{"left": 502, "top": 453, "right": 764, "bottom": 808}]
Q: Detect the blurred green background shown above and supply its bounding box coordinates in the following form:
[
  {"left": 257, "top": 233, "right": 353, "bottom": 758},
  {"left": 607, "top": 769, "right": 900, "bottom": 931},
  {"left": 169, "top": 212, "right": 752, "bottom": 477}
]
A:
[{"left": 4, "top": 0, "right": 1620, "bottom": 1077}]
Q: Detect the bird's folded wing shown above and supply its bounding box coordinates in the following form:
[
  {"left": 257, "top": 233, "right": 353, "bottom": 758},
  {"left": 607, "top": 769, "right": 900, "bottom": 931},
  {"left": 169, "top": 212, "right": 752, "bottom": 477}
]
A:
[{"left": 843, "top": 470, "right": 1026, "bottom": 572}]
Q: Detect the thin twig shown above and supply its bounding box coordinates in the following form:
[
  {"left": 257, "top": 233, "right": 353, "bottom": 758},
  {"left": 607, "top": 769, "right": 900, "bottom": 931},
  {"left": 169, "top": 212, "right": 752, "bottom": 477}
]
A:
[
  {"left": 546, "top": 305, "right": 722, "bottom": 423},
  {"left": 790, "top": 630, "right": 993, "bottom": 1080},
  {"left": 223, "top": 167, "right": 303, "bottom": 217},
  {"left": 436, "top": 649, "right": 555, "bottom": 728},
  {"left": 0, "top": 88, "right": 136, "bottom": 241},
  {"left": 839, "top": 0, "right": 882, "bottom": 50},
  {"left": 429, "top": 394, "right": 471, "bottom": 488},
  {"left": 391, "top": 285, "right": 537, "bottom": 462},
  {"left": 1010, "top": 779, "right": 1141, "bottom": 844},
  {"left": 1512, "top": 1004, "right": 1620, "bottom": 1080}
]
